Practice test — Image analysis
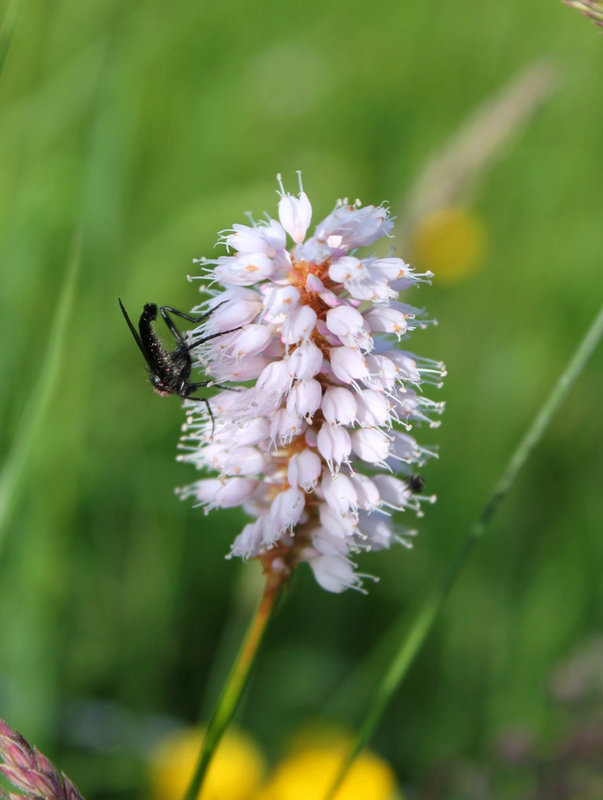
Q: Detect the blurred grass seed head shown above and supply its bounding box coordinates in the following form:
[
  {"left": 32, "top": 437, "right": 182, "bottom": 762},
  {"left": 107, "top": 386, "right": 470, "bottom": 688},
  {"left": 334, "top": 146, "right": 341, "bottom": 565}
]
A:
[
  {"left": 0, "top": 719, "right": 84, "bottom": 800},
  {"left": 564, "top": 0, "right": 603, "bottom": 27}
]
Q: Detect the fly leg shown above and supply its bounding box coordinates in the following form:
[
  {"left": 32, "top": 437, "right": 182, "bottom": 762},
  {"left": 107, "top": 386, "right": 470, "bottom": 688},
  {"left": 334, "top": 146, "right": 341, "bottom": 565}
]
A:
[
  {"left": 185, "top": 394, "right": 216, "bottom": 436},
  {"left": 159, "top": 307, "right": 197, "bottom": 345},
  {"left": 188, "top": 327, "right": 242, "bottom": 348},
  {"left": 187, "top": 381, "right": 240, "bottom": 393},
  {"left": 159, "top": 305, "right": 242, "bottom": 351},
  {"left": 159, "top": 303, "right": 229, "bottom": 342}
]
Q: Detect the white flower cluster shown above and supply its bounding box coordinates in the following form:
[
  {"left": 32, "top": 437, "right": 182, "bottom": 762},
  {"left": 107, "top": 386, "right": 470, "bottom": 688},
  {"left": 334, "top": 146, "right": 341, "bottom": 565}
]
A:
[{"left": 177, "top": 175, "right": 445, "bottom": 593}]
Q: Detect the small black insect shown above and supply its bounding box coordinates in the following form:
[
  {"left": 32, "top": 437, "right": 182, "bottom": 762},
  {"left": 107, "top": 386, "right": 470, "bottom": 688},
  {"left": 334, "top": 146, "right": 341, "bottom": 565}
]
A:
[
  {"left": 406, "top": 474, "right": 425, "bottom": 494},
  {"left": 119, "top": 299, "right": 234, "bottom": 420}
]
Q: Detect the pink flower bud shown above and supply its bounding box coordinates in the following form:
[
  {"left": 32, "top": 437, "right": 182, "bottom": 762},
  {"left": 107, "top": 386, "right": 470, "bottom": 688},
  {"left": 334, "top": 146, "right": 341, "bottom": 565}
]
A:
[
  {"left": 321, "top": 386, "right": 357, "bottom": 425},
  {"left": 214, "top": 251, "right": 276, "bottom": 285},
  {"left": 286, "top": 379, "right": 323, "bottom": 419},
  {"left": 191, "top": 477, "right": 257, "bottom": 508},
  {"left": 315, "top": 203, "right": 393, "bottom": 249},
  {"left": 349, "top": 473, "right": 380, "bottom": 510},
  {"left": 369, "top": 257, "right": 408, "bottom": 281},
  {"left": 226, "top": 219, "right": 286, "bottom": 255},
  {"left": 351, "top": 427, "right": 391, "bottom": 464},
  {"left": 317, "top": 422, "right": 352, "bottom": 472},
  {"left": 319, "top": 504, "right": 355, "bottom": 537},
  {"left": 326, "top": 306, "right": 372, "bottom": 349},
  {"left": 256, "top": 360, "right": 292, "bottom": 397},
  {"left": 364, "top": 354, "right": 397, "bottom": 391},
  {"left": 329, "top": 346, "right": 369, "bottom": 384},
  {"left": 309, "top": 553, "right": 361, "bottom": 593},
  {"left": 287, "top": 341, "right": 323, "bottom": 380},
  {"left": 207, "top": 290, "right": 262, "bottom": 330},
  {"left": 358, "top": 511, "right": 394, "bottom": 550},
  {"left": 328, "top": 256, "right": 364, "bottom": 283},
  {"left": 373, "top": 474, "right": 411, "bottom": 509},
  {"left": 278, "top": 188, "right": 312, "bottom": 243},
  {"left": 230, "top": 519, "right": 265, "bottom": 558},
  {"left": 364, "top": 306, "right": 408, "bottom": 337},
  {"left": 262, "top": 285, "right": 300, "bottom": 319},
  {"left": 355, "top": 389, "right": 392, "bottom": 427},
  {"left": 311, "top": 528, "right": 349, "bottom": 556},
  {"left": 282, "top": 305, "right": 317, "bottom": 344},
  {"left": 269, "top": 409, "right": 306, "bottom": 444},
  {"left": 227, "top": 324, "right": 274, "bottom": 357},
  {"left": 268, "top": 488, "right": 305, "bottom": 537},
  {"left": 288, "top": 449, "right": 322, "bottom": 490},
  {"left": 321, "top": 472, "right": 357, "bottom": 515},
  {"left": 306, "top": 273, "right": 324, "bottom": 292}
]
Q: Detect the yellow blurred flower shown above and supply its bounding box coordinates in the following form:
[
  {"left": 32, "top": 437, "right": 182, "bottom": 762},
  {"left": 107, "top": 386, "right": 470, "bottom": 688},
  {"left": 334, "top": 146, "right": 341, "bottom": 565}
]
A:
[
  {"left": 257, "top": 736, "right": 400, "bottom": 800},
  {"left": 411, "top": 206, "right": 487, "bottom": 284},
  {"left": 149, "top": 726, "right": 265, "bottom": 800}
]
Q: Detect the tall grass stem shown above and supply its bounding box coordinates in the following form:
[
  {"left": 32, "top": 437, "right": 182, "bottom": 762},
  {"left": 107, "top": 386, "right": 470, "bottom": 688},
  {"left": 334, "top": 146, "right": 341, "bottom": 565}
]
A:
[
  {"left": 181, "top": 570, "right": 283, "bottom": 800},
  {"left": 325, "top": 303, "right": 603, "bottom": 800}
]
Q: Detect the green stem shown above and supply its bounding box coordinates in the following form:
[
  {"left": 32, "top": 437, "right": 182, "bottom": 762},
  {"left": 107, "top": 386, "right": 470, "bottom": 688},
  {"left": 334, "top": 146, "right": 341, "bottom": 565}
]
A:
[
  {"left": 325, "top": 304, "right": 603, "bottom": 800},
  {"left": 182, "top": 571, "right": 283, "bottom": 800}
]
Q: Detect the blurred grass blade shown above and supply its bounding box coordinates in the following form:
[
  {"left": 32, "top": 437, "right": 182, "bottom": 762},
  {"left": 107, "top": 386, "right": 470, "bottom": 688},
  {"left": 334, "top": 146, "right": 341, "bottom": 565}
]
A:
[
  {"left": 396, "top": 59, "right": 557, "bottom": 241},
  {"left": 0, "top": 0, "right": 23, "bottom": 76},
  {"left": 0, "top": 232, "right": 82, "bottom": 549},
  {"left": 325, "top": 304, "right": 603, "bottom": 800}
]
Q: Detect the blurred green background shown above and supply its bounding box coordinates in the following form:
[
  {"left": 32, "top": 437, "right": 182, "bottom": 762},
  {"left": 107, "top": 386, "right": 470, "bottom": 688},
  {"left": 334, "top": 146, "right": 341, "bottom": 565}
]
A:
[{"left": 0, "top": 0, "right": 601, "bottom": 797}]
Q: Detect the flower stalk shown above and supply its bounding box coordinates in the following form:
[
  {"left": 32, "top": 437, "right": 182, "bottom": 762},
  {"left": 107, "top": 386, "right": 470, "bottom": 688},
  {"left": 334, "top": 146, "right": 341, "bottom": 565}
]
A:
[{"left": 182, "top": 568, "right": 284, "bottom": 800}]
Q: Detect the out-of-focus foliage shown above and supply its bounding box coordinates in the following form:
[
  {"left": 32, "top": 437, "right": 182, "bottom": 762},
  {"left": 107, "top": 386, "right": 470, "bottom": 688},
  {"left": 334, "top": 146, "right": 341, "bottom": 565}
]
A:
[
  {"left": 0, "top": 0, "right": 601, "bottom": 797},
  {"left": 415, "top": 636, "right": 603, "bottom": 799}
]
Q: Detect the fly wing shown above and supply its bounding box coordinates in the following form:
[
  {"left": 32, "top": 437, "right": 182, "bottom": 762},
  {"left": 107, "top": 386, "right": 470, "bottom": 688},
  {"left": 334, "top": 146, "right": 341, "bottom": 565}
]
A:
[{"left": 118, "top": 298, "right": 151, "bottom": 361}]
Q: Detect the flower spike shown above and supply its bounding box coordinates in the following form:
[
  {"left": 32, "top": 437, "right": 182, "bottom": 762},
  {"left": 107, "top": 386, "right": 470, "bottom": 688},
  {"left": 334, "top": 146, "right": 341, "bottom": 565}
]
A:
[{"left": 178, "top": 175, "right": 445, "bottom": 592}]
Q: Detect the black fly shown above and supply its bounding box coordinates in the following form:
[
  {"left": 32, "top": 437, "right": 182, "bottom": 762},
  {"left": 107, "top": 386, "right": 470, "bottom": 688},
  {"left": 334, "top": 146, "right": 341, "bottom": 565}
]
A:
[
  {"left": 118, "top": 299, "right": 235, "bottom": 425},
  {"left": 406, "top": 475, "right": 425, "bottom": 494}
]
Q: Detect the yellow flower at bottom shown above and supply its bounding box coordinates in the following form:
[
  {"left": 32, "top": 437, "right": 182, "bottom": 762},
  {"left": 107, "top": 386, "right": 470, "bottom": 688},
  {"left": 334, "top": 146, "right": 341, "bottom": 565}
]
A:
[
  {"left": 257, "top": 740, "right": 399, "bottom": 800},
  {"left": 411, "top": 206, "right": 487, "bottom": 283},
  {"left": 149, "top": 726, "right": 265, "bottom": 800}
]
